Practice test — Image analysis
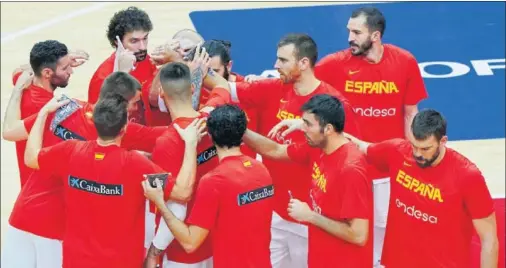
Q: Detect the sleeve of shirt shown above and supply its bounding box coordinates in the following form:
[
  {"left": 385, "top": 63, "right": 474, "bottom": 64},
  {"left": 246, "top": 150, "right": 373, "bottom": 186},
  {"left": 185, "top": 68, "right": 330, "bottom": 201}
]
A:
[
  {"left": 186, "top": 176, "right": 220, "bottom": 230},
  {"left": 12, "top": 71, "right": 22, "bottom": 86},
  {"left": 23, "top": 113, "right": 55, "bottom": 134},
  {"left": 286, "top": 142, "right": 311, "bottom": 165},
  {"left": 230, "top": 79, "right": 283, "bottom": 109},
  {"left": 462, "top": 168, "right": 495, "bottom": 219},
  {"left": 88, "top": 66, "right": 112, "bottom": 104},
  {"left": 338, "top": 165, "right": 372, "bottom": 219},
  {"left": 315, "top": 53, "right": 341, "bottom": 86},
  {"left": 202, "top": 87, "right": 231, "bottom": 108},
  {"left": 151, "top": 134, "right": 182, "bottom": 199},
  {"left": 366, "top": 139, "right": 403, "bottom": 173},
  {"left": 341, "top": 99, "right": 362, "bottom": 139},
  {"left": 404, "top": 55, "right": 428, "bottom": 105},
  {"left": 122, "top": 123, "right": 167, "bottom": 152},
  {"left": 38, "top": 140, "right": 77, "bottom": 176}
]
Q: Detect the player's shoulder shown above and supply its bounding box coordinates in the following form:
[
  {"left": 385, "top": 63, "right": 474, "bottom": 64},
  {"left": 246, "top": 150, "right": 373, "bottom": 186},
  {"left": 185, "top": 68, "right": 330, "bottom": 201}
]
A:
[
  {"left": 91, "top": 52, "right": 115, "bottom": 77},
  {"left": 319, "top": 49, "right": 353, "bottom": 65},
  {"left": 384, "top": 44, "right": 418, "bottom": 62},
  {"left": 446, "top": 148, "right": 482, "bottom": 176}
]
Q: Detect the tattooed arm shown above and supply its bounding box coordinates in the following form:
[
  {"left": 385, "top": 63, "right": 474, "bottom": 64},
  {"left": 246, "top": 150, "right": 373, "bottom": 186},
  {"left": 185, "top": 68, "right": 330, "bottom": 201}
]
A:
[
  {"left": 186, "top": 44, "right": 211, "bottom": 110},
  {"left": 190, "top": 67, "right": 205, "bottom": 110}
]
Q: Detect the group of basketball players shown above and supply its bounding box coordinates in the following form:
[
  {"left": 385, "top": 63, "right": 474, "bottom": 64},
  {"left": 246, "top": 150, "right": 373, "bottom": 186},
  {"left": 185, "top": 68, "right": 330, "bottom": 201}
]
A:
[{"left": 0, "top": 5, "right": 500, "bottom": 268}]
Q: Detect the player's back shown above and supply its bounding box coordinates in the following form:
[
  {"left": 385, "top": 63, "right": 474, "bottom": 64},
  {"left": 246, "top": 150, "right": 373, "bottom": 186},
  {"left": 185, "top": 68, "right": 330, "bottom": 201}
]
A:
[
  {"left": 152, "top": 115, "right": 217, "bottom": 263},
  {"left": 62, "top": 140, "right": 158, "bottom": 268},
  {"left": 200, "top": 155, "right": 273, "bottom": 267}
]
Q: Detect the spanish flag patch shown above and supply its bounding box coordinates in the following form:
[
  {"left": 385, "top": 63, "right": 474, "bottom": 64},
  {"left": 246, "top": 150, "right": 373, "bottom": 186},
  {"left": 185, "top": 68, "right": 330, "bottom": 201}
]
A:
[
  {"left": 95, "top": 153, "right": 105, "bottom": 160},
  {"left": 243, "top": 160, "right": 252, "bottom": 167}
]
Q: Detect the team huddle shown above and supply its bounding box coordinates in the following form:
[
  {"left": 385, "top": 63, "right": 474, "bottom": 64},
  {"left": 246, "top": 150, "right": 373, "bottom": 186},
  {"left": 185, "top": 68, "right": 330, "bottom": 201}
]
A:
[{"left": 1, "top": 5, "right": 500, "bottom": 268}]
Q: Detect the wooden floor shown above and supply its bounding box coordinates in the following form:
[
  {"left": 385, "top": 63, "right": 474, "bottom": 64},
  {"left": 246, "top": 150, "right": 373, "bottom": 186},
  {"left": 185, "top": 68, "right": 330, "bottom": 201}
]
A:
[{"left": 1, "top": 1, "right": 504, "bottom": 244}]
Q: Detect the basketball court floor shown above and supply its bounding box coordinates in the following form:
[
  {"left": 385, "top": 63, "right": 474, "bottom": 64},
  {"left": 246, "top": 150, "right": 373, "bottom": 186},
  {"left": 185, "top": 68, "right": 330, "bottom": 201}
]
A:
[{"left": 1, "top": 2, "right": 504, "bottom": 265}]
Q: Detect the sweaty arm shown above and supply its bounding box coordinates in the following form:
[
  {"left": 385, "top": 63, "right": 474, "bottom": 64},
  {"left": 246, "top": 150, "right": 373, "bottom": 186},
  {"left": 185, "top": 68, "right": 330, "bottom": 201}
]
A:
[
  {"left": 474, "top": 214, "right": 499, "bottom": 268},
  {"left": 243, "top": 129, "right": 290, "bottom": 161}
]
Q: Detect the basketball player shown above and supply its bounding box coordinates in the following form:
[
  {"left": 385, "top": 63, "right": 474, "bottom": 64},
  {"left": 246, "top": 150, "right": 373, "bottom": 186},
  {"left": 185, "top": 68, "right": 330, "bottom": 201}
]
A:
[
  {"left": 344, "top": 109, "right": 498, "bottom": 268},
  {"left": 9, "top": 40, "right": 86, "bottom": 187},
  {"left": 143, "top": 104, "right": 274, "bottom": 268},
  {"left": 201, "top": 33, "right": 362, "bottom": 268},
  {"left": 21, "top": 95, "right": 185, "bottom": 268},
  {"left": 145, "top": 61, "right": 223, "bottom": 268},
  {"left": 314, "top": 7, "right": 428, "bottom": 265},
  {"left": 1, "top": 72, "right": 167, "bottom": 268},
  {"left": 88, "top": 6, "right": 167, "bottom": 126},
  {"left": 243, "top": 94, "right": 372, "bottom": 267}
]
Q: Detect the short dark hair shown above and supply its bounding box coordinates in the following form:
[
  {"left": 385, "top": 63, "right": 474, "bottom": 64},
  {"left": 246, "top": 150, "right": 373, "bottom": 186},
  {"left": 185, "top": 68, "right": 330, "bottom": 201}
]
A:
[
  {"left": 301, "top": 94, "right": 345, "bottom": 133},
  {"left": 99, "top": 72, "right": 141, "bottom": 102},
  {"left": 351, "top": 7, "right": 386, "bottom": 37},
  {"left": 29, "top": 40, "right": 68, "bottom": 77},
  {"left": 207, "top": 104, "right": 247, "bottom": 149},
  {"left": 159, "top": 62, "right": 192, "bottom": 101},
  {"left": 277, "top": 33, "right": 318, "bottom": 67},
  {"left": 202, "top": 39, "right": 232, "bottom": 65},
  {"left": 93, "top": 95, "right": 128, "bottom": 141},
  {"left": 411, "top": 109, "right": 447, "bottom": 142},
  {"left": 106, "top": 6, "right": 153, "bottom": 48}
]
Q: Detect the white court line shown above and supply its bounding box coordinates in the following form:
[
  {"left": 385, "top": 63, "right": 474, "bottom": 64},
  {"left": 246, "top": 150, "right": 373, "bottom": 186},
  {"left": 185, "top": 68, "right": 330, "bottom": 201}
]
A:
[
  {"left": 492, "top": 193, "right": 505, "bottom": 199},
  {"left": 1, "top": 2, "right": 116, "bottom": 44}
]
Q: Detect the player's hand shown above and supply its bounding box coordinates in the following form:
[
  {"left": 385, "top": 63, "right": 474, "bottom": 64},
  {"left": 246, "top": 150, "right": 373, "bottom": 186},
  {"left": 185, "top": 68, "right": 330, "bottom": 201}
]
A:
[
  {"left": 187, "top": 44, "right": 210, "bottom": 76},
  {"left": 173, "top": 118, "right": 207, "bottom": 146},
  {"left": 267, "top": 118, "right": 303, "bottom": 139},
  {"left": 14, "top": 70, "right": 34, "bottom": 92},
  {"left": 41, "top": 95, "right": 71, "bottom": 114},
  {"left": 150, "top": 39, "right": 186, "bottom": 65},
  {"left": 142, "top": 178, "right": 165, "bottom": 207},
  {"left": 244, "top": 74, "right": 264, "bottom": 83},
  {"left": 69, "top": 49, "right": 89, "bottom": 67},
  {"left": 114, "top": 35, "right": 136, "bottom": 72},
  {"left": 288, "top": 198, "right": 314, "bottom": 223}
]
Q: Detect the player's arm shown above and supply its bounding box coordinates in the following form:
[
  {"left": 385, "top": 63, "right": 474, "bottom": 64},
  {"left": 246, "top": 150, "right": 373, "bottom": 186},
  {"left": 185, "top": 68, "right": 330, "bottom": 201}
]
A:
[
  {"left": 474, "top": 214, "right": 499, "bottom": 268},
  {"left": 343, "top": 132, "right": 371, "bottom": 154},
  {"left": 243, "top": 129, "right": 289, "bottom": 161},
  {"left": 463, "top": 170, "right": 499, "bottom": 268},
  {"left": 143, "top": 177, "right": 214, "bottom": 254},
  {"left": 403, "top": 54, "right": 428, "bottom": 138},
  {"left": 24, "top": 97, "right": 70, "bottom": 169},
  {"left": 2, "top": 71, "right": 33, "bottom": 141}
]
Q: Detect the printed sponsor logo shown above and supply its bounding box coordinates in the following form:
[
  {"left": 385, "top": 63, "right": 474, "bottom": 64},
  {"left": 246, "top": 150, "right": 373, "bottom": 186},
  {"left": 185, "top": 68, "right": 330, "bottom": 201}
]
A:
[
  {"left": 238, "top": 185, "right": 274, "bottom": 206},
  {"left": 354, "top": 106, "right": 396, "bottom": 117},
  {"left": 53, "top": 125, "right": 85, "bottom": 141},
  {"left": 396, "top": 198, "right": 438, "bottom": 224},
  {"left": 68, "top": 175, "right": 123, "bottom": 196},
  {"left": 197, "top": 146, "right": 217, "bottom": 165}
]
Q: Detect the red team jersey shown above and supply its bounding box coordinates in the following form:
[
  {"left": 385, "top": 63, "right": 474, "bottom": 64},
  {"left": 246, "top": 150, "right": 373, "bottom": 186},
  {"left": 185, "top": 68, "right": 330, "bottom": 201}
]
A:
[
  {"left": 9, "top": 101, "right": 166, "bottom": 240},
  {"left": 315, "top": 44, "right": 428, "bottom": 143},
  {"left": 187, "top": 155, "right": 273, "bottom": 268},
  {"left": 37, "top": 140, "right": 163, "bottom": 268},
  {"left": 88, "top": 52, "right": 159, "bottom": 125},
  {"left": 151, "top": 115, "right": 216, "bottom": 264},
  {"left": 367, "top": 139, "right": 495, "bottom": 268},
  {"left": 14, "top": 74, "right": 54, "bottom": 186},
  {"left": 231, "top": 79, "right": 361, "bottom": 222},
  {"left": 287, "top": 142, "right": 373, "bottom": 268}
]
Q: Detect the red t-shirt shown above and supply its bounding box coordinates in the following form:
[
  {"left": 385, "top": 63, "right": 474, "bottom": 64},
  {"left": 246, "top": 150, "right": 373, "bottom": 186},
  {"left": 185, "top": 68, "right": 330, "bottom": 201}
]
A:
[
  {"left": 187, "top": 155, "right": 273, "bottom": 268},
  {"left": 15, "top": 83, "right": 54, "bottom": 187},
  {"left": 9, "top": 102, "right": 167, "bottom": 240},
  {"left": 88, "top": 52, "right": 158, "bottom": 125},
  {"left": 367, "top": 139, "right": 495, "bottom": 268},
  {"left": 287, "top": 142, "right": 373, "bottom": 268},
  {"left": 37, "top": 140, "right": 163, "bottom": 268},
  {"left": 315, "top": 44, "right": 428, "bottom": 143},
  {"left": 151, "top": 115, "right": 216, "bottom": 263},
  {"left": 232, "top": 78, "right": 361, "bottom": 222}
]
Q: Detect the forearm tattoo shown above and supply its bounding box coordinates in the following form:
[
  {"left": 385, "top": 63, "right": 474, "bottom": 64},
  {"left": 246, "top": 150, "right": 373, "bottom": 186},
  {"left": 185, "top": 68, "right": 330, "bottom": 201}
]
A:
[
  {"left": 148, "top": 243, "right": 164, "bottom": 257},
  {"left": 191, "top": 68, "right": 204, "bottom": 110}
]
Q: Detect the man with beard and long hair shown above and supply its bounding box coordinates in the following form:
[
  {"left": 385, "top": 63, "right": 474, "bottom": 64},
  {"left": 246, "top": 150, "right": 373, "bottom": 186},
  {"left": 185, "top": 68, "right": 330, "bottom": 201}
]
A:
[
  {"left": 314, "top": 7, "right": 429, "bottom": 266},
  {"left": 202, "top": 33, "right": 362, "bottom": 268},
  {"left": 343, "top": 109, "right": 498, "bottom": 268},
  {"left": 88, "top": 6, "right": 158, "bottom": 125},
  {"left": 242, "top": 94, "right": 372, "bottom": 268}
]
